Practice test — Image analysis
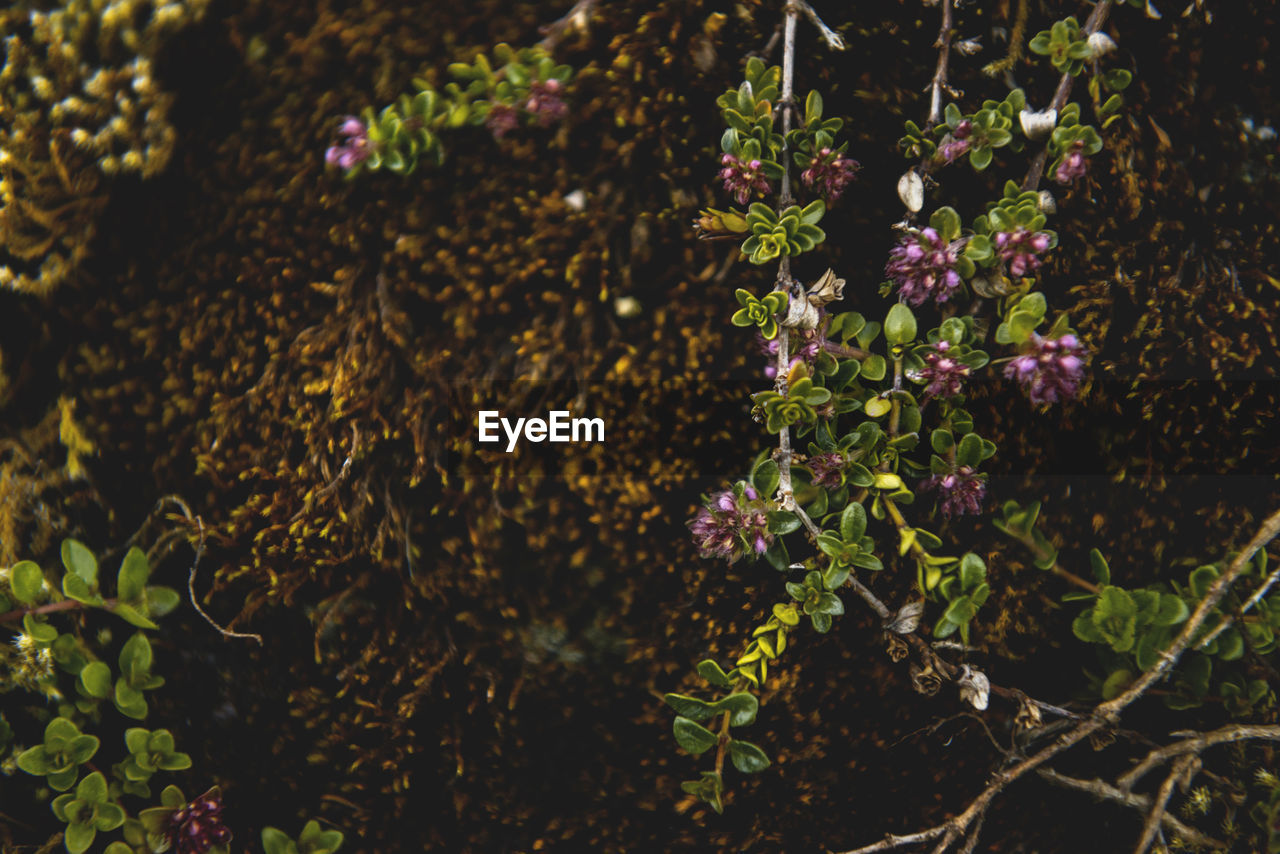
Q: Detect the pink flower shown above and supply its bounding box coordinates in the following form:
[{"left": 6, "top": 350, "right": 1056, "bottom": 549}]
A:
[
  {"left": 524, "top": 78, "right": 568, "bottom": 126},
  {"left": 718, "top": 154, "right": 772, "bottom": 205},
  {"left": 1004, "top": 332, "right": 1088, "bottom": 404},
  {"left": 689, "top": 484, "right": 773, "bottom": 563},
  {"left": 885, "top": 227, "right": 966, "bottom": 306},
  {"left": 165, "top": 790, "right": 232, "bottom": 854},
  {"left": 909, "top": 340, "right": 971, "bottom": 399},
  {"left": 1054, "top": 143, "right": 1088, "bottom": 184},
  {"left": 995, "top": 228, "right": 1052, "bottom": 277},
  {"left": 807, "top": 451, "right": 845, "bottom": 488},
  {"left": 923, "top": 466, "right": 986, "bottom": 518},
  {"left": 801, "top": 146, "right": 861, "bottom": 201},
  {"left": 324, "top": 116, "right": 373, "bottom": 171},
  {"left": 937, "top": 120, "right": 973, "bottom": 164}
]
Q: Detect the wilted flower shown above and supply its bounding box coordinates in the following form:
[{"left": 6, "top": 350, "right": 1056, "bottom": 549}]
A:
[
  {"left": 885, "top": 227, "right": 966, "bottom": 306},
  {"left": 994, "top": 227, "right": 1052, "bottom": 277},
  {"left": 923, "top": 466, "right": 986, "bottom": 518},
  {"left": 689, "top": 484, "right": 773, "bottom": 563},
  {"left": 164, "top": 789, "right": 232, "bottom": 854},
  {"left": 801, "top": 147, "right": 860, "bottom": 201},
  {"left": 524, "top": 78, "right": 568, "bottom": 125},
  {"left": 909, "top": 340, "right": 971, "bottom": 399},
  {"left": 324, "top": 116, "right": 373, "bottom": 171},
  {"left": 1004, "top": 332, "right": 1088, "bottom": 404},
  {"left": 1054, "top": 142, "right": 1088, "bottom": 185},
  {"left": 718, "top": 154, "right": 772, "bottom": 205},
  {"left": 807, "top": 451, "right": 845, "bottom": 488},
  {"left": 485, "top": 102, "right": 521, "bottom": 139},
  {"left": 937, "top": 119, "right": 973, "bottom": 164}
]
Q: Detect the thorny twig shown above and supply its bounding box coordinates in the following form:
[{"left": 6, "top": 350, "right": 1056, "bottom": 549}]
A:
[{"left": 927, "top": 0, "right": 957, "bottom": 127}]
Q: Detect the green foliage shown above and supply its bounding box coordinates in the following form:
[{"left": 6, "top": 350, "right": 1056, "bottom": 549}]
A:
[
  {"left": 752, "top": 374, "right": 831, "bottom": 434},
  {"left": 731, "top": 289, "right": 789, "bottom": 339},
  {"left": 262, "top": 820, "right": 346, "bottom": 854},
  {"left": 342, "top": 43, "right": 574, "bottom": 177},
  {"left": 1029, "top": 17, "right": 1091, "bottom": 75},
  {"left": 17, "top": 717, "right": 99, "bottom": 791},
  {"left": 51, "top": 772, "right": 126, "bottom": 854},
  {"left": 741, "top": 201, "right": 826, "bottom": 264}
]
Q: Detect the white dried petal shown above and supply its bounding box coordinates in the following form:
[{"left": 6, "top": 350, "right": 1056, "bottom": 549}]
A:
[
  {"left": 954, "top": 37, "right": 983, "bottom": 56},
  {"left": 613, "top": 296, "right": 641, "bottom": 318},
  {"left": 1037, "top": 190, "right": 1057, "bottom": 214},
  {"left": 898, "top": 170, "right": 924, "bottom": 213},
  {"left": 958, "top": 664, "right": 990, "bottom": 711},
  {"left": 887, "top": 600, "right": 924, "bottom": 635},
  {"left": 1019, "top": 108, "right": 1058, "bottom": 140},
  {"left": 1087, "top": 32, "right": 1117, "bottom": 57},
  {"left": 563, "top": 189, "right": 587, "bottom": 211}
]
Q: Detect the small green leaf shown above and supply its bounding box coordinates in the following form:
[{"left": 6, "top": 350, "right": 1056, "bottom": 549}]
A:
[
  {"left": 117, "top": 548, "right": 150, "bottom": 601},
  {"left": 714, "top": 692, "right": 759, "bottom": 726},
  {"left": 11, "top": 560, "right": 44, "bottom": 604},
  {"left": 663, "top": 693, "right": 716, "bottom": 722},
  {"left": 885, "top": 303, "right": 918, "bottom": 347},
  {"left": 61, "top": 540, "right": 98, "bottom": 587},
  {"left": 16, "top": 745, "right": 52, "bottom": 776},
  {"left": 695, "top": 660, "right": 732, "bottom": 689},
  {"left": 144, "top": 586, "right": 181, "bottom": 617},
  {"left": 63, "top": 572, "right": 99, "bottom": 605},
  {"left": 672, "top": 716, "right": 718, "bottom": 754},
  {"left": 753, "top": 459, "right": 780, "bottom": 498},
  {"left": 1189, "top": 565, "right": 1219, "bottom": 600},
  {"left": 262, "top": 828, "right": 296, "bottom": 854},
  {"left": 1101, "top": 669, "right": 1133, "bottom": 700},
  {"left": 728, "top": 739, "right": 771, "bottom": 773},
  {"left": 64, "top": 821, "right": 96, "bottom": 854},
  {"left": 928, "top": 206, "right": 962, "bottom": 243},
  {"left": 839, "top": 501, "right": 867, "bottom": 543},
  {"left": 110, "top": 603, "right": 159, "bottom": 630},
  {"left": 1089, "top": 549, "right": 1111, "bottom": 585},
  {"left": 1153, "top": 594, "right": 1189, "bottom": 627}
]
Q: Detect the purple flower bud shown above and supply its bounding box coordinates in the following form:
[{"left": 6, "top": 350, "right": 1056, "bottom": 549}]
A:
[
  {"left": 800, "top": 148, "right": 860, "bottom": 201},
  {"left": 689, "top": 484, "right": 775, "bottom": 563},
  {"left": 885, "top": 227, "right": 967, "bottom": 306},
  {"left": 1004, "top": 332, "right": 1088, "bottom": 404},
  {"left": 922, "top": 466, "right": 986, "bottom": 518},
  {"left": 995, "top": 227, "right": 1052, "bottom": 277},
  {"left": 717, "top": 153, "right": 772, "bottom": 205},
  {"left": 323, "top": 116, "right": 373, "bottom": 173}
]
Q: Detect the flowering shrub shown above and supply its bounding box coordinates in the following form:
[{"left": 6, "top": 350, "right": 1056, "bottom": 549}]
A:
[
  {"left": 323, "top": 43, "right": 573, "bottom": 177},
  {"left": 663, "top": 2, "right": 1280, "bottom": 850}
]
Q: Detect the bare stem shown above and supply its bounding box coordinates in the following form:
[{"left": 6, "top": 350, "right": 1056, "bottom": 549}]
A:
[{"left": 927, "top": 0, "right": 956, "bottom": 126}]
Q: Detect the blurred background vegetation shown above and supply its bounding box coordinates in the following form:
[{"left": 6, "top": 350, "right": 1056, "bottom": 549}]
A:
[{"left": 2, "top": 0, "right": 1278, "bottom": 850}]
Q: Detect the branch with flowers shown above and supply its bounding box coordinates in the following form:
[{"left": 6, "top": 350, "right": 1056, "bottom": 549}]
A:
[
  {"left": 323, "top": 43, "right": 573, "bottom": 177},
  {"left": 666, "top": 0, "right": 1280, "bottom": 849}
]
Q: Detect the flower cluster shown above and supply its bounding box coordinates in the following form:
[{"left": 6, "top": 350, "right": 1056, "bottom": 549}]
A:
[
  {"left": 1054, "top": 141, "right": 1088, "bottom": 184},
  {"left": 923, "top": 467, "right": 986, "bottom": 518},
  {"left": 1004, "top": 332, "right": 1087, "bottom": 405},
  {"left": 801, "top": 147, "right": 860, "bottom": 201},
  {"left": 910, "top": 340, "right": 971, "bottom": 399},
  {"left": 937, "top": 119, "right": 973, "bottom": 164},
  {"left": 165, "top": 790, "right": 232, "bottom": 854},
  {"left": 807, "top": 451, "right": 846, "bottom": 488},
  {"left": 995, "top": 228, "right": 1052, "bottom": 277},
  {"left": 688, "top": 484, "right": 773, "bottom": 563},
  {"left": 719, "top": 154, "right": 773, "bottom": 205},
  {"left": 524, "top": 78, "right": 568, "bottom": 126},
  {"left": 324, "top": 116, "right": 373, "bottom": 172},
  {"left": 885, "top": 227, "right": 966, "bottom": 306}
]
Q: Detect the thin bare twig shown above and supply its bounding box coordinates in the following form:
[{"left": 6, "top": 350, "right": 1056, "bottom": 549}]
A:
[
  {"left": 1132, "top": 755, "right": 1195, "bottom": 854},
  {"left": 927, "top": 0, "right": 956, "bottom": 127},
  {"left": 1037, "top": 768, "right": 1223, "bottom": 850},
  {"left": 834, "top": 507, "right": 1280, "bottom": 853},
  {"left": 187, "top": 516, "right": 263, "bottom": 645},
  {"left": 1118, "top": 723, "right": 1280, "bottom": 791}
]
